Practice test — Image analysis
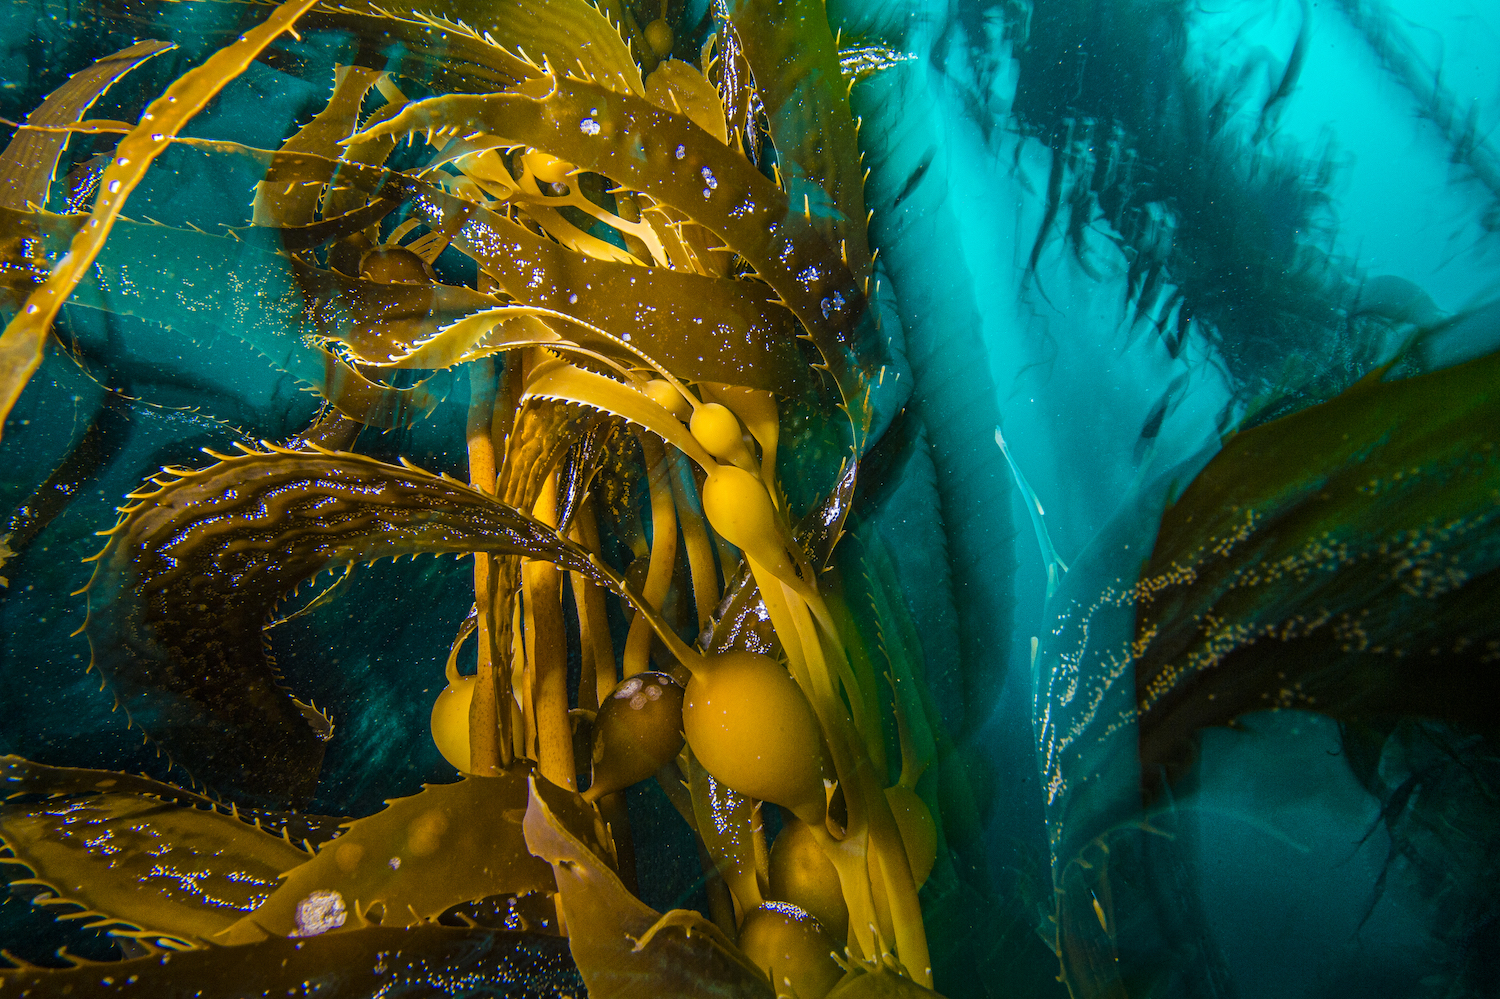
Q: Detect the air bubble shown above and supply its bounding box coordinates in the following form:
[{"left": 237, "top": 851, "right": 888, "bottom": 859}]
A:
[
  {"left": 675, "top": 144, "right": 686, "bottom": 159},
  {"left": 580, "top": 117, "right": 601, "bottom": 135},
  {"left": 700, "top": 166, "right": 717, "bottom": 189},
  {"left": 107, "top": 180, "right": 121, "bottom": 193}
]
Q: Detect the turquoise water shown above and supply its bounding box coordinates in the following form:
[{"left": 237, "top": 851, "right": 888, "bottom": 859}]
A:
[{"left": 1, "top": 0, "right": 1498, "bottom": 995}]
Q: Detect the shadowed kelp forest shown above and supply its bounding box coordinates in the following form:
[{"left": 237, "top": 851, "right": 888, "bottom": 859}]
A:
[{"left": 0, "top": 0, "right": 1497, "bottom": 996}]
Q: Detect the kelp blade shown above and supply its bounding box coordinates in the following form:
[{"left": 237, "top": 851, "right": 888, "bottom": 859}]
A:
[
  {"left": 84, "top": 447, "right": 618, "bottom": 803},
  {"left": 1135, "top": 349, "right": 1500, "bottom": 785},
  {"left": 0, "top": 924, "right": 583, "bottom": 997}
]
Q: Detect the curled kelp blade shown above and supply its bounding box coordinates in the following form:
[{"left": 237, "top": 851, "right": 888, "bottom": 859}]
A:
[
  {"left": 0, "top": 39, "right": 173, "bottom": 214},
  {"left": 0, "top": 924, "right": 583, "bottom": 997},
  {"left": 0, "top": 784, "right": 308, "bottom": 945},
  {"left": 1135, "top": 350, "right": 1500, "bottom": 788},
  {"left": 219, "top": 768, "right": 592, "bottom": 944},
  {"left": 523, "top": 775, "right": 774, "bottom": 999},
  {"left": 82, "top": 445, "right": 621, "bottom": 803},
  {"left": 354, "top": 76, "right": 869, "bottom": 400}
]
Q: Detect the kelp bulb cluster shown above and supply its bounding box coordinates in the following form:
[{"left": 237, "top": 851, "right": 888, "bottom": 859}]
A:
[
  {"left": 768, "top": 817, "right": 850, "bottom": 940},
  {"left": 682, "top": 651, "right": 826, "bottom": 823},
  {"left": 884, "top": 787, "right": 937, "bottom": 889},
  {"left": 582, "top": 671, "right": 685, "bottom": 802},
  {"left": 737, "top": 902, "right": 845, "bottom": 999},
  {"left": 430, "top": 676, "right": 477, "bottom": 774}
]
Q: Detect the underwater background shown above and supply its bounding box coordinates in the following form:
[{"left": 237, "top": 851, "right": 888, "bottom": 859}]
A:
[{"left": 1, "top": 0, "right": 1498, "bottom": 996}]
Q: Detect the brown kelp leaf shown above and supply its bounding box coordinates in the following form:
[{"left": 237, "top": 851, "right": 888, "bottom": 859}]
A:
[
  {"left": 644, "top": 59, "right": 730, "bottom": 144},
  {"left": 723, "top": 0, "right": 871, "bottom": 281},
  {"left": 0, "top": 924, "right": 584, "bottom": 997},
  {"left": 0, "top": 40, "right": 173, "bottom": 211},
  {"left": 400, "top": 190, "right": 810, "bottom": 394},
  {"left": 82, "top": 445, "right": 621, "bottom": 802},
  {"left": 299, "top": 7, "right": 534, "bottom": 93},
  {"left": 251, "top": 65, "right": 383, "bottom": 228},
  {"left": 328, "top": 0, "right": 642, "bottom": 94},
  {"left": 0, "top": 0, "right": 321, "bottom": 439},
  {"left": 220, "top": 769, "right": 561, "bottom": 943},
  {"left": 0, "top": 788, "right": 307, "bottom": 943},
  {"left": 0, "top": 206, "right": 470, "bottom": 426},
  {"left": 523, "top": 775, "right": 775, "bottom": 999},
  {"left": 154, "top": 138, "right": 810, "bottom": 394},
  {"left": 355, "top": 76, "right": 868, "bottom": 400},
  {"left": 1135, "top": 351, "right": 1500, "bottom": 787},
  {"left": 0, "top": 755, "right": 347, "bottom": 845},
  {"left": 498, "top": 396, "right": 613, "bottom": 514}
]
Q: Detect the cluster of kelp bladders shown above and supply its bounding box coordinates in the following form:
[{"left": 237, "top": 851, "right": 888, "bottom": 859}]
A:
[{"left": 0, "top": 0, "right": 952, "bottom": 995}]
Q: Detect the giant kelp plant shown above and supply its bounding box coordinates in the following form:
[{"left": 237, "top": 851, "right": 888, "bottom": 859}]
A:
[{"left": 1, "top": 0, "right": 1498, "bottom": 997}]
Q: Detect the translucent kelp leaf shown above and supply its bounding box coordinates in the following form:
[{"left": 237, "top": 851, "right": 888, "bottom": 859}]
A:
[
  {"left": 331, "top": 0, "right": 644, "bottom": 95},
  {"left": 0, "top": 923, "right": 583, "bottom": 997},
  {"left": 523, "top": 775, "right": 774, "bottom": 999},
  {"left": 0, "top": 39, "right": 172, "bottom": 212},
  {"left": 1135, "top": 350, "right": 1500, "bottom": 785},
  {"left": 0, "top": 0, "right": 321, "bottom": 437},
  {"left": 220, "top": 769, "right": 564, "bottom": 943},
  {"left": 0, "top": 787, "right": 307, "bottom": 944},
  {"left": 82, "top": 446, "right": 620, "bottom": 802},
  {"left": 0, "top": 207, "right": 462, "bottom": 426},
  {"left": 722, "top": 0, "right": 870, "bottom": 279}
]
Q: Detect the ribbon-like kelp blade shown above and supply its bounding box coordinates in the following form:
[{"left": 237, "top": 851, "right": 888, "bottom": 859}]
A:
[
  {"left": 230, "top": 140, "right": 812, "bottom": 394},
  {"left": 296, "top": 6, "right": 534, "bottom": 94},
  {"left": 82, "top": 446, "right": 621, "bottom": 803},
  {"left": 0, "top": 789, "right": 308, "bottom": 944},
  {"left": 0, "top": 755, "right": 347, "bottom": 843},
  {"left": 723, "top": 0, "right": 871, "bottom": 281},
  {"left": 0, "top": 923, "right": 584, "bottom": 997},
  {"left": 357, "top": 78, "right": 869, "bottom": 401},
  {"left": 0, "top": 206, "right": 465, "bottom": 426},
  {"left": 329, "top": 0, "right": 643, "bottom": 94},
  {"left": 0, "top": 0, "right": 320, "bottom": 439},
  {"left": 219, "top": 770, "right": 561, "bottom": 943},
  {"left": 1135, "top": 350, "right": 1500, "bottom": 787},
  {"left": 0, "top": 40, "right": 174, "bottom": 213},
  {"left": 523, "top": 776, "right": 774, "bottom": 999}
]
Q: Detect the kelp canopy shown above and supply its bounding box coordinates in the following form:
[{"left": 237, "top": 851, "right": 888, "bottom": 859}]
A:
[{"left": 1, "top": 0, "right": 1499, "bottom": 996}]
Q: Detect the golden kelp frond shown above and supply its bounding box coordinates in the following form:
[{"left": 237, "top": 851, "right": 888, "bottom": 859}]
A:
[
  {"left": 219, "top": 769, "right": 576, "bottom": 943},
  {"left": 0, "top": 789, "right": 307, "bottom": 944},
  {"left": 81, "top": 446, "right": 623, "bottom": 802},
  {"left": 0, "top": 40, "right": 173, "bottom": 213},
  {"left": 326, "top": 0, "right": 644, "bottom": 95},
  {"left": 523, "top": 774, "right": 775, "bottom": 999},
  {"left": 0, "top": 923, "right": 583, "bottom": 996},
  {"left": 356, "top": 76, "right": 869, "bottom": 400},
  {"left": 722, "top": 0, "right": 872, "bottom": 284}
]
